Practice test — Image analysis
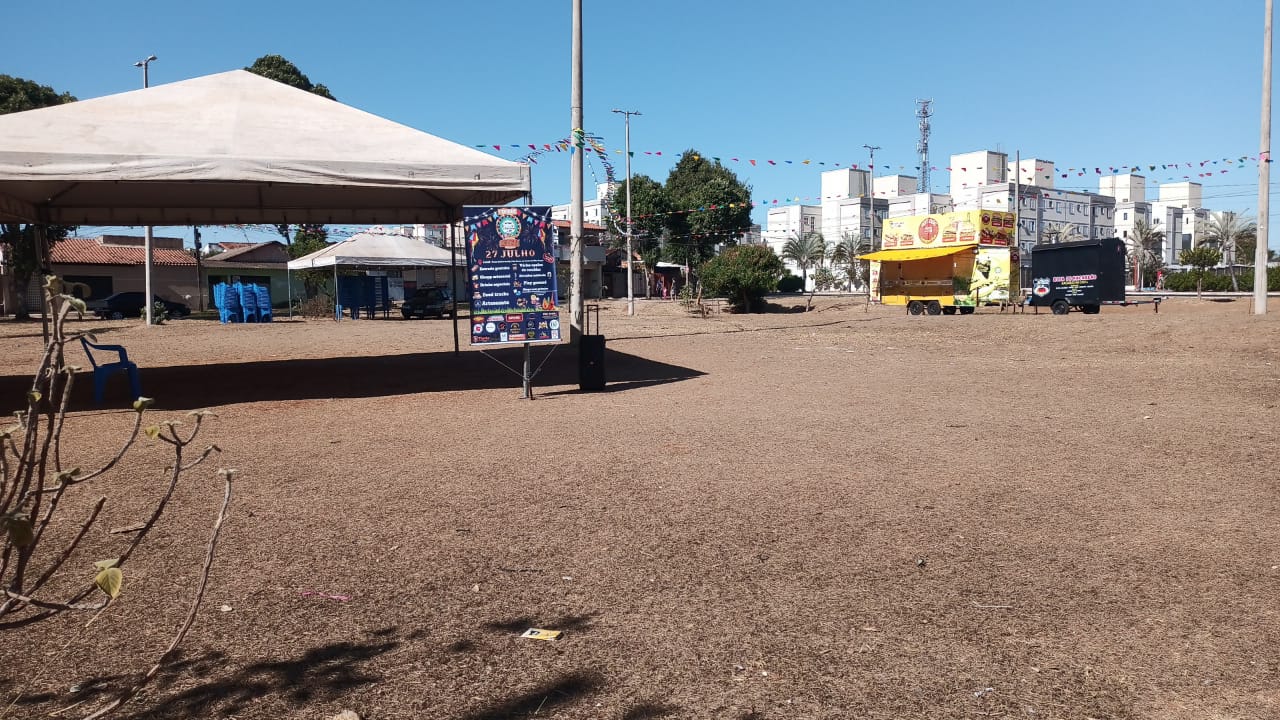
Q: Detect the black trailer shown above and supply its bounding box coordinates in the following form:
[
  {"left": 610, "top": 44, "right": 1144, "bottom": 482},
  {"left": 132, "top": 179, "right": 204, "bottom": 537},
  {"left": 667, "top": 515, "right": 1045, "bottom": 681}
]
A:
[{"left": 1027, "top": 237, "right": 1127, "bottom": 315}]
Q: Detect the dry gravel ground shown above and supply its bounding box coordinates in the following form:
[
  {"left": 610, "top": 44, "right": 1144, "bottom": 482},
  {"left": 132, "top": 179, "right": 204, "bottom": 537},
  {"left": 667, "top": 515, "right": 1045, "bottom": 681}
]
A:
[{"left": 1, "top": 296, "right": 1278, "bottom": 720}]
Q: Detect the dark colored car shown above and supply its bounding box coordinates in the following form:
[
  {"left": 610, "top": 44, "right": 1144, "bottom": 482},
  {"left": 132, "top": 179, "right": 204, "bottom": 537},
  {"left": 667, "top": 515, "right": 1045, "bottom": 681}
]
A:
[
  {"left": 87, "top": 292, "right": 190, "bottom": 320},
  {"left": 401, "top": 287, "right": 455, "bottom": 319}
]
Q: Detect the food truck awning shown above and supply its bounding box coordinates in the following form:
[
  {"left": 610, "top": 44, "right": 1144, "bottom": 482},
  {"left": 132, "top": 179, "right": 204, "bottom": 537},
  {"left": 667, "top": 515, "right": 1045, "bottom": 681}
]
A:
[{"left": 858, "top": 246, "right": 975, "bottom": 262}]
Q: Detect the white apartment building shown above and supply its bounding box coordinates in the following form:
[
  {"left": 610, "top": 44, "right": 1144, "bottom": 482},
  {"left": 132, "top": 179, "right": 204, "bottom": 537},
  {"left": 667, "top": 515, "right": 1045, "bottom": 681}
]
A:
[
  {"left": 551, "top": 182, "right": 617, "bottom": 227},
  {"left": 763, "top": 169, "right": 889, "bottom": 287},
  {"left": 1099, "top": 176, "right": 1207, "bottom": 267}
]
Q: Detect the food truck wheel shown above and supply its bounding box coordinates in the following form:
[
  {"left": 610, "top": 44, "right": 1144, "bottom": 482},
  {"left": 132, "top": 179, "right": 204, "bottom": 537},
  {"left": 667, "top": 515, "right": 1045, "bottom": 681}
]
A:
[
  {"left": 942, "top": 306, "right": 957, "bottom": 315},
  {"left": 1080, "top": 304, "right": 1100, "bottom": 314},
  {"left": 1051, "top": 300, "right": 1070, "bottom": 315},
  {"left": 926, "top": 301, "right": 943, "bottom": 315},
  {"left": 958, "top": 307, "right": 975, "bottom": 315},
  {"left": 907, "top": 301, "right": 925, "bottom": 315}
]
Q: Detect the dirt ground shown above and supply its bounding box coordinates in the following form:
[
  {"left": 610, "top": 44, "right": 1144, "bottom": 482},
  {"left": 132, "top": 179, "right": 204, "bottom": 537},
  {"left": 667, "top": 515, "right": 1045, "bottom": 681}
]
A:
[{"left": 1, "top": 296, "right": 1277, "bottom": 719}]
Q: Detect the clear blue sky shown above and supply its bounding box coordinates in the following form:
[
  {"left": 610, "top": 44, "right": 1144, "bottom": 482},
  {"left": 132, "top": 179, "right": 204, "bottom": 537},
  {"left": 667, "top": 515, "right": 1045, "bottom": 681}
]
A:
[{"left": 3, "top": 0, "right": 1274, "bottom": 248}]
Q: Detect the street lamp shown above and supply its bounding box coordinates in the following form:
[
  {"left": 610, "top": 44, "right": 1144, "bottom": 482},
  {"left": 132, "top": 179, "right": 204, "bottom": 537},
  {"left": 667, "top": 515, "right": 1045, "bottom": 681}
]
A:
[
  {"left": 134, "top": 54, "right": 157, "bottom": 324},
  {"left": 612, "top": 108, "right": 641, "bottom": 316},
  {"left": 134, "top": 55, "right": 157, "bottom": 88}
]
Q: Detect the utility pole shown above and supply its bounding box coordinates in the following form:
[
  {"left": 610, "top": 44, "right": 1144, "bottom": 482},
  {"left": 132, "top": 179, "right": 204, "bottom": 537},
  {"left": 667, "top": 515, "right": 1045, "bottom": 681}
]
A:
[
  {"left": 1257, "top": 0, "right": 1273, "bottom": 314},
  {"left": 193, "top": 226, "right": 205, "bottom": 311},
  {"left": 569, "top": 0, "right": 585, "bottom": 340},
  {"left": 135, "top": 55, "right": 157, "bottom": 325},
  {"left": 612, "top": 108, "right": 641, "bottom": 316},
  {"left": 862, "top": 144, "right": 880, "bottom": 311}
]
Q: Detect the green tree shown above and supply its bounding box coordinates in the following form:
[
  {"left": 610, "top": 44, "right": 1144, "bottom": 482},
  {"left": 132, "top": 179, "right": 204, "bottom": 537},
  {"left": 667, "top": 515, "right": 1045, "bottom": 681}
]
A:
[
  {"left": 0, "top": 76, "right": 77, "bottom": 319},
  {"left": 0, "top": 74, "right": 76, "bottom": 114},
  {"left": 608, "top": 174, "right": 671, "bottom": 299},
  {"left": 1179, "top": 245, "right": 1222, "bottom": 298},
  {"left": 663, "top": 151, "right": 752, "bottom": 268},
  {"left": 245, "top": 55, "right": 335, "bottom": 100},
  {"left": 289, "top": 224, "right": 332, "bottom": 298},
  {"left": 780, "top": 231, "right": 827, "bottom": 289},
  {"left": 699, "top": 244, "right": 784, "bottom": 313},
  {"left": 1045, "top": 222, "right": 1083, "bottom": 244},
  {"left": 830, "top": 232, "right": 872, "bottom": 291},
  {"left": 1202, "top": 211, "right": 1257, "bottom": 291},
  {"left": 1127, "top": 219, "right": 1164, "bottom": 289}
]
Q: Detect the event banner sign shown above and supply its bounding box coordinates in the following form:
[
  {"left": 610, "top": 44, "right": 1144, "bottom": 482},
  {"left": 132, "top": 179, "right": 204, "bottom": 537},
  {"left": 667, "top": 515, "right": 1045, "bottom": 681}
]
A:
[{"left": 463, "top": 206, "right": 561, "bottom": 346}]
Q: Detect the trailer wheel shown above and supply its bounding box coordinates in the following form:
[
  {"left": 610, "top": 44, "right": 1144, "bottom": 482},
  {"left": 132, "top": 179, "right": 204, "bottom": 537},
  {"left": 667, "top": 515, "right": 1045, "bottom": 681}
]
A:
[
  {"left": 907, "top": 301, "right": 925, "bottom": 315},
  {"left": 1051, "top": 300, "right": 1070, "bottom": 315},
  {"left": 942, "top": 306, "right": 957, "bottom": 315},
  {"left": 1081, "top": 304, "right": 1101, "bottom": 314},
  {"left": 926, "top": 301, "right": 943, "bottom": 315},
  {"left": 958, "top": 307, "right": 975, "bottom": 315}
]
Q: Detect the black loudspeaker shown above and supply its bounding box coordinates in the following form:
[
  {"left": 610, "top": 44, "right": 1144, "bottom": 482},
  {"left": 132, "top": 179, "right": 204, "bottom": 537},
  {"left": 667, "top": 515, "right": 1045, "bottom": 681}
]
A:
[{"left": 578, "top": 335, "right": 606, "bottom": 391}]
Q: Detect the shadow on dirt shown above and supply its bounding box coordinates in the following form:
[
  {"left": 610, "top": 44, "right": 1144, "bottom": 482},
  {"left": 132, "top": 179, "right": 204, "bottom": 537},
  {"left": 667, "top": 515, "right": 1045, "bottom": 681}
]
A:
[
  {"left": 458, "top": 671, "right": 603, "bottom": 720},
  {"left": 0, "top": 346, "right": 705, "bottom": 413},
  {"left": 111, "top": 632, "right": 400, "bottom": 719}
]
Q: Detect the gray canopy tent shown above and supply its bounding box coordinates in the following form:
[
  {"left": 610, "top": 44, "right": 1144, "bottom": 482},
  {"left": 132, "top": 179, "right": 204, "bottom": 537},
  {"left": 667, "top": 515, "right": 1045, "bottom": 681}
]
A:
[{"left": 0, "top": 69, "right": 530, "bottom": 347}]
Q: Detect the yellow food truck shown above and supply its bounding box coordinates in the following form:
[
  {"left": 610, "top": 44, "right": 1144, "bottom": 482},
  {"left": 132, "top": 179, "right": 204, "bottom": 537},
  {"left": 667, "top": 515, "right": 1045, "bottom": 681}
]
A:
[{"left": 860, "top": 209, "right": 1019, "bottom": 315}]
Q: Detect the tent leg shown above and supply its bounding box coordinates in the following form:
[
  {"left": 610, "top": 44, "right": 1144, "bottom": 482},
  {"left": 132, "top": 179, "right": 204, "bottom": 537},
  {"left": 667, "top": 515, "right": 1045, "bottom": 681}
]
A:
[
  {"left": 333, "top": 263, "right": 340, "bottom": 322},
  {"left": 287, "top": 268, "right": 293, "bottom": 319},
  {"left": 450, "top": 222, "right": 460, "bottom": 355}
]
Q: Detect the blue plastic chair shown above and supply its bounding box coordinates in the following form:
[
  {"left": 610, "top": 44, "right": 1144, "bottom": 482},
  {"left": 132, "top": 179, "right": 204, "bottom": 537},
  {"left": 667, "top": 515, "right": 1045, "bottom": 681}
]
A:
[
  {"left": 222, "top": 283, "right": 243, "bottom": 323},
  {"left": 254, "top": 284, "right": 272, "bottom": 322},
  {"left": 237, "top": 283, "right": 259, "bottom": 322},
  {"left": 80, "top": 337, "right": 141, "bottom": 405}
]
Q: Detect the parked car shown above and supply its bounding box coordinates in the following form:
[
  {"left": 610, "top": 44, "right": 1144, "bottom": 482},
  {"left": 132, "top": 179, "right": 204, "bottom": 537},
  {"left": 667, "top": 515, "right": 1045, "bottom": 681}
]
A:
[
  {"left": 87, "top": 292, "right": 190, "bottom": 320},
  {"left": 401, "top": 287, "right": 455, "bottom": 319}
]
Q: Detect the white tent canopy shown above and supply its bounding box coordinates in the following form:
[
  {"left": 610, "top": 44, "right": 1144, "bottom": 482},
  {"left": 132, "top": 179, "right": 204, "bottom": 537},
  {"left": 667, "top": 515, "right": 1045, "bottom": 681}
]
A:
[
  {"left": 288, "top": 232, "right": 461, "bottom": 270},
  {"left": 0, "top": 70, "right": 530, "bottom": 225}
]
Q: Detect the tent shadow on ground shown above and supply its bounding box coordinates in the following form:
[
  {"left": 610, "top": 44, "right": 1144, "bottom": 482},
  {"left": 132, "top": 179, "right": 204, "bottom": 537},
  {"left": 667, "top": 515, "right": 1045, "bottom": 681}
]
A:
[{"left": 0, "top": 346, "right": 704, "bottom": 413}]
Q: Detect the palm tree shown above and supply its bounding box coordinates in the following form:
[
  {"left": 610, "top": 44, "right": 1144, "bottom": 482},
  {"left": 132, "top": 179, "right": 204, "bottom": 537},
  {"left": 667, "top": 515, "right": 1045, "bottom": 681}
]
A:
[
  {"left": 780, "top": 231, "right": 827, "bottom": 289},
  {"left": 1127, "top": 219, "right": 1164, "bottom": 289},
  {"left": 830, "top": 232, "right": 872, "bottom": 291},
  {"left": 1044, "top": 222, "right": 1084, "bottom": 244},
  {"left": 1202, "top": 211, "right": 1257, "bottom": 291}
]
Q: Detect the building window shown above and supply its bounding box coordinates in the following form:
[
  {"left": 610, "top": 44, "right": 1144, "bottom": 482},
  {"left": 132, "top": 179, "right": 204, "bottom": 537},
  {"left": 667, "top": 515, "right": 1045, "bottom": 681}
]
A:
[{"left": 1123, "top": 212, "right": 1128, "bottom": 220}]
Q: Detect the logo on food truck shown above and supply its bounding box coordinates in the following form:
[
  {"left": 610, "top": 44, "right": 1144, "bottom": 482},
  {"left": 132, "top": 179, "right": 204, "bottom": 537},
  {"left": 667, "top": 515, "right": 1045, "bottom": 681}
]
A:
[
  {"left": 918, "top": 217, "right": 939, "bottom": 244},
  {"left": 1033, "top": 278, "right": 1050, "bottom": 296}
]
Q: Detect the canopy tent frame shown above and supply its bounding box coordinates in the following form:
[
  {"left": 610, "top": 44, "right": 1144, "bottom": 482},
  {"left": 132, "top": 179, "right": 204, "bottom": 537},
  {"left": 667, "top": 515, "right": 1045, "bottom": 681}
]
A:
[{"left": 0, "top": 69, "right": 530, "bottom": 346}]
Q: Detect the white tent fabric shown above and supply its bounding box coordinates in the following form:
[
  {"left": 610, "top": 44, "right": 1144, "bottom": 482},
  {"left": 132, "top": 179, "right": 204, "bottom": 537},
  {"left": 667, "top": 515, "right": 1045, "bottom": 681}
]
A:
[
  {"left": 287, "top": 232, "right": 461, "bottom": 269},
  {"left": 0, "top": 70, "right": 529, "bottom": 225}
]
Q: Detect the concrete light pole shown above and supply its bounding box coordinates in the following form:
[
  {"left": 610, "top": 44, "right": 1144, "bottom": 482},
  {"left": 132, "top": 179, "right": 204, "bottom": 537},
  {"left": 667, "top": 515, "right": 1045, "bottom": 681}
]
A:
[
  {"left": 862, "top": 144, "right": 880, "bottom": 311},
  {"left": 135, "top": 55, "right": 157, "bottom": 325},
  {"left": 613, "top": 108, "right": 641, "bottom": 316},
  {"left": 569, "top": 0, "right": 584, "bottom": 340},
  {"left": 1256, "top": 0, "right": 1273, "bottom": 314}
]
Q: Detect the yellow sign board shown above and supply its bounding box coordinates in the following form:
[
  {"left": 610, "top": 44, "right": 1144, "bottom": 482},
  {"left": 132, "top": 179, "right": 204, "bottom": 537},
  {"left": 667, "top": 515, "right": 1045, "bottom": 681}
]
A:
[{"left": 880, "top": 210, "right": 1015, "bottom": 250}]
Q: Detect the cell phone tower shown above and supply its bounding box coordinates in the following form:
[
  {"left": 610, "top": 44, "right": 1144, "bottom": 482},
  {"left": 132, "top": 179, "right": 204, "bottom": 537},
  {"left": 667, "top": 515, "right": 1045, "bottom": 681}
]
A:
[{"left": 916, "top": 99, "right": 933, "bottom": 193}]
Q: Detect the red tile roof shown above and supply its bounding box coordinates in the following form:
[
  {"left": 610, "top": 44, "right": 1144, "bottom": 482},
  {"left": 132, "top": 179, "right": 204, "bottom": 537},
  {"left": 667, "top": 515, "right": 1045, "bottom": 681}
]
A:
[{"left": 52, "top": 238, "right": 196, "bottom": 267}]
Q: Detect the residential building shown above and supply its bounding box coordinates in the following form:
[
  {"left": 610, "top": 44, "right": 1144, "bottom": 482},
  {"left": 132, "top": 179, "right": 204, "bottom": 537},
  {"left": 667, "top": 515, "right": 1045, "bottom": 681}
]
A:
[
  {"left": 551, "top": 182, "right": 618, "bottom": 227},
  {"left": 203, "top": 240, "right": 303, "bottom": 308},
  {"left": 31, "top": 235, "right": 199, "bottom": 312}
]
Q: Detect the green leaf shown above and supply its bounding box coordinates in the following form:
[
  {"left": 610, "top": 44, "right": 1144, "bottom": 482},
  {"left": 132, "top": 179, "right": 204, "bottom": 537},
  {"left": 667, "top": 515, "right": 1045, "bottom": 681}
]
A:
[
  {"left": 93, "top": 558, "right": 120, "bottom": 570},
  {"left": 94, "top": 567, "right": 122, "bottom": 599},
  {"left": 144, "top": 425, "right": 161, "bottom": 440},
  {"left": 3, "top": 513, "right": 34, "bottom": 548},
  {"left": 132, "top": 397, "right": 154, "bottom": 412}
]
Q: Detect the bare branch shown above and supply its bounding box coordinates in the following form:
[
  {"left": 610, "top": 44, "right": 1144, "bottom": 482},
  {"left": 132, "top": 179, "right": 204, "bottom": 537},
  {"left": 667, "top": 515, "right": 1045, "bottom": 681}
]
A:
[
  {"left": 80, "top": 470, "right": 235, "bottom": 720},
  {"left": 23, "top": 497, "right": 106, "bottom": 600}
]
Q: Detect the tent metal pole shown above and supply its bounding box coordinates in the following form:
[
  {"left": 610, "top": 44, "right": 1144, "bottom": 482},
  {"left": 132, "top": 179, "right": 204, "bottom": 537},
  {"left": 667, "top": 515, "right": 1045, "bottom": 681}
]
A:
[
  {"left": 451, "top": 221, "right": 460, "bottom": 355},
  {"left": 333, "top": 263, "right": 339, "bottom": 322}
]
